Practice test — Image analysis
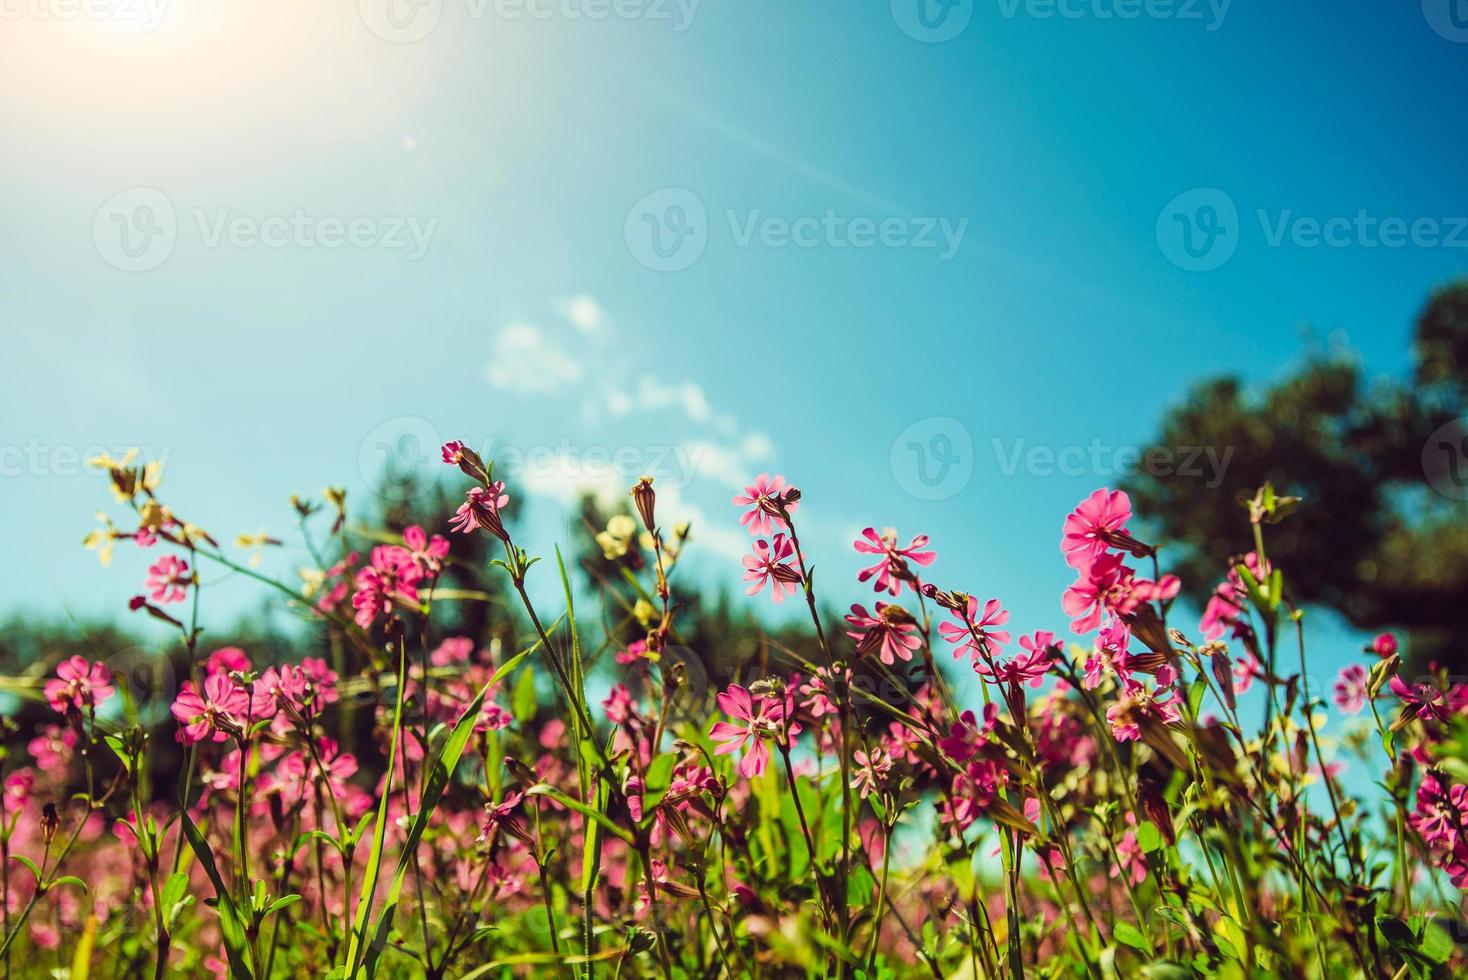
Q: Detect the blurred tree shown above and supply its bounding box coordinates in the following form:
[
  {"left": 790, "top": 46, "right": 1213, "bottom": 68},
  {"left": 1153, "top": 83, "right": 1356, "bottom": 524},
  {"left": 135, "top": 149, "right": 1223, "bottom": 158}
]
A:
[{"left": 1123, "top": 282, "right": 1468, "bottom": 670}]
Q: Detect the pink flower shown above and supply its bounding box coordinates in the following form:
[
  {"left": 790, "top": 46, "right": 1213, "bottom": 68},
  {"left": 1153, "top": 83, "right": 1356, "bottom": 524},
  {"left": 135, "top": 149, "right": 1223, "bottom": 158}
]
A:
[
  {"left": 1105, "top": 679, "right": 1181, "bottom": 743},
  {"left": 171, "top": 673, "right": 250, "bottom": 744},
  {"left": 981, "top": 630, "right": 1056, "bottom": 688},
  {"left": 1389, "top": 675, "right": 1465, "bottom": 725},
  {"left": 938, "top": 706, "right": 998, "bottom": 762},
  {"left": 853, "top": 527, "right": 936, "bottom": 596},
  {"left": 937, "top": 596, "right": 1011, "bottom": 664},
  {"left": 742, "top": 534, "right": 802, "bottom": 603},
  {"left": 1063, "top": 553, "right": 1179, "bottom": 635},
  {"left": 1332, "top": 664, "right": 1368, "bottom": 715},
  {"left": 1082, "top": 620, "right": 1132, "bottom": 690},
  {"left": 1199, "top": 552, "right": 1269, "bottom": 641},
  {"left": 403, "top": 525, "right": 450, "bottom": 576},
  {"left": 448, "top": 483, "right": 510, "bottom": 541},
  {"left": 1233, "top": 651, "right": 1264, "bottom": 695},
  {"left": 844, "top": 602, "right": 920, "bottom": 665},
  {"left": 145, "top": 554, "right": 191, "bottom": 604},
  {"left": 708, "top": 684, "right": 799, "bottom": 780},
  {"left": 942, "top": 758, "right": 1007, "bottom": 832},
  {"left": 351, "top": 545, "right": 425, "bottom": 629},
  {"left": 615, "top": 639, "right": 651, "bottom": 665},
  {"left": 43, "top": 656, "right": 115, "bottom": 714},
  {"left": 852, "top": 748, "right": 891, "bottom": 799},
  {"left": 2, "top": 772, "right": 34, "bottom": 815},
  {"left": 441, "top": 440, "right": 467, "bottom": 465},
  {"left": 1060, "top": 488, "right": 1133, "bottom": 570},
  {"left": 602, "top": 684, "right": 636, "bottom": 726},
  {"left": 798, "top": 667, "right": 843, "bottom": 718},
  {"left": 732, "top": 473, "right": 798, "bottom": 537},
  {"left": 27, "top": 725, "right": 77, "bottom": 770},
  {"left": 1110, "top": 829, "right": 1148, "bottom": 886},
  {"left": 253, "top": 665, "right": 308, "bottom": 718},
  {"left": 206, "top": 647, "right": 251, "bottom": 676},
  {"left": 1372, "top": 632, "right": 1398, "bottom": 658},
  {"left": 1410, "top": 772, "right": 1467, "bottom": 850}
]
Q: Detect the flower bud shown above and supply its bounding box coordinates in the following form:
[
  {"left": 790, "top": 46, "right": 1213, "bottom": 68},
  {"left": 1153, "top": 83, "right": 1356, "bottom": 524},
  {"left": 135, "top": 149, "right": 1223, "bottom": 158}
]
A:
[
  {"left": 630, "top": 477, "right": 657, "bottom": 534},
  {"left": 40, "top": 803, "right": 59, "bottom": 846},
  {"left": 1367, "top": 654, "right": 1399, "bottom": 699}
]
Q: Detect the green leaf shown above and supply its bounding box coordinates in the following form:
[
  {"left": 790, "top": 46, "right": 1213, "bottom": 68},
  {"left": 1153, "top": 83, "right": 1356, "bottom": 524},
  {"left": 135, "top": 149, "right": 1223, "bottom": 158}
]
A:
[
  {"left": 8, "top": 854, "right": 41, "bottom": 885},
  {"left": 1134, "top": 820, "right": 1164, "bottom": 854},
  {"left": 361, "top": 676, "right": 496, "bottom": 978},
  {"left": 264, "top": 894, "right": 302, "bottom": 916},
  {"left": 48, "top": 875, "right": 88, "bottom": 894},
  {"left": 526, "top": 784, "right": 634, "bottom": 845},
  {"left": 1112, "top": 921, "right": 1152, "bottom": 954},
  {"left": 161, "top": 871, "right": 191, "bottom": 932},
  {"left": 180, "top": 813, "right": 254, "bottom": 980}
]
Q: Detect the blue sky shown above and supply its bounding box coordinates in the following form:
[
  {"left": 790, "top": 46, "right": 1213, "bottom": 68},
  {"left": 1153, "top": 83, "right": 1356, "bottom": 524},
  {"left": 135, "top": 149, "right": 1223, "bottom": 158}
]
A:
[{"left": 2, "top": 1, "right": 1466, "bottom": 748}]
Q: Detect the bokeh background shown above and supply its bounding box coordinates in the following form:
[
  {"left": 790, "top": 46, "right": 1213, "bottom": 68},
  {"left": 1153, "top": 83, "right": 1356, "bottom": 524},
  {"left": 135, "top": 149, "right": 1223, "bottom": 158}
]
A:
[{"left": 3, "top": 1, "right": 1467, "bottom": 728}]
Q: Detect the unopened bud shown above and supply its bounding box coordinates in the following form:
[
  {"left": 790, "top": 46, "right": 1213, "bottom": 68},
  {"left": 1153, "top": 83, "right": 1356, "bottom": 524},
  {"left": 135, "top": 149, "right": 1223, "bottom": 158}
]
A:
[{"left": 630, "top": 477, "right": 657, "bottom": 535}]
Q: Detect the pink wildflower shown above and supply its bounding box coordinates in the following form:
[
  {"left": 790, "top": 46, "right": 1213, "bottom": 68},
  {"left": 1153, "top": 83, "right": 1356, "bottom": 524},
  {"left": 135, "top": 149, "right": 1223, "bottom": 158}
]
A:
[
  {"left": 844, "top": 602, "right": 921, "bottom": 665},
  {"left": 145, "top": 554, "right": 191, "bottom": 604},
  {"left": 1060, "top": 488, "right": 1134, "bottom": 569},
  {"left": 742, "top": 534, "right": 802, "bottom": 603},
  {"left": 43, "top": 656, "right": 115, "bottom": 714},
  {"left": 937, "top": 596, "right": 1011, "bottom": 664},
  {"left": 732, "top": 473, "right": 798, "bottom": 536},
  {"left": 708, "top": 684, "right": 800, "bottom": 780},
  {"left": 171, "top": 673, "right": 250, "bottom": 744},
  {"left": 1332, "top": 664, "right": 1368, "bottom": 715},
  {"left": 853, "top": 527, "right": 936, "bottom": 596}
]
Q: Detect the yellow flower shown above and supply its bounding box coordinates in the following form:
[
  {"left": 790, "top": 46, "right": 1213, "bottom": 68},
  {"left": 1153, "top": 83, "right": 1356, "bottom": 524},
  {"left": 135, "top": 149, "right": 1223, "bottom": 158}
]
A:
[
  {"left": 86, "top": 448, "right": 136, "bottom": 471},
  {"left": 235, "top": 529, "right": 276, "bottom": 568},
  {"left": 633, "top": 599, "right": 655, "bottom": 626},
  {"left": 83, "top": 513, "right": 116, "bottom": 567},
  {"left": 596, "top": 514, "right": 638, "bottom": 560}
]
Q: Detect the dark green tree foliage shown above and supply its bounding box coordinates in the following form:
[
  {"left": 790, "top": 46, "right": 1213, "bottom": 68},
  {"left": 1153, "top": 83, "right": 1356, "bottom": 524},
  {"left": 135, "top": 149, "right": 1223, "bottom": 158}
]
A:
[{"left": 1124, "top": 282, "right": 1468, "bottom": 667}]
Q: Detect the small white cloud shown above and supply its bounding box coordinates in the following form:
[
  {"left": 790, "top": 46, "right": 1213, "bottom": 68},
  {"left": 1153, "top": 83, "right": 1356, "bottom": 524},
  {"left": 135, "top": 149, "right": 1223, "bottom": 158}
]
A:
[
  {"left": 680, "top": 439, "right": 751, "bottom": 490},
  {"left": 741, "top": 432, "right": 773, "bottom": 460},
  {"left": 636, "top": 374, "right": 711, "bottom": 423},
  {"left": 605, "top": 387, "right": 633, "bottom": 416},
  {"left": 486, "top": 323, "right": 583, "bottom": 395},
  {"left": 514, "top": 449, "right": 624, "bottom": 508},
  {"left": 556, "top": 295, "right": 604, "bottom": 333}
]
